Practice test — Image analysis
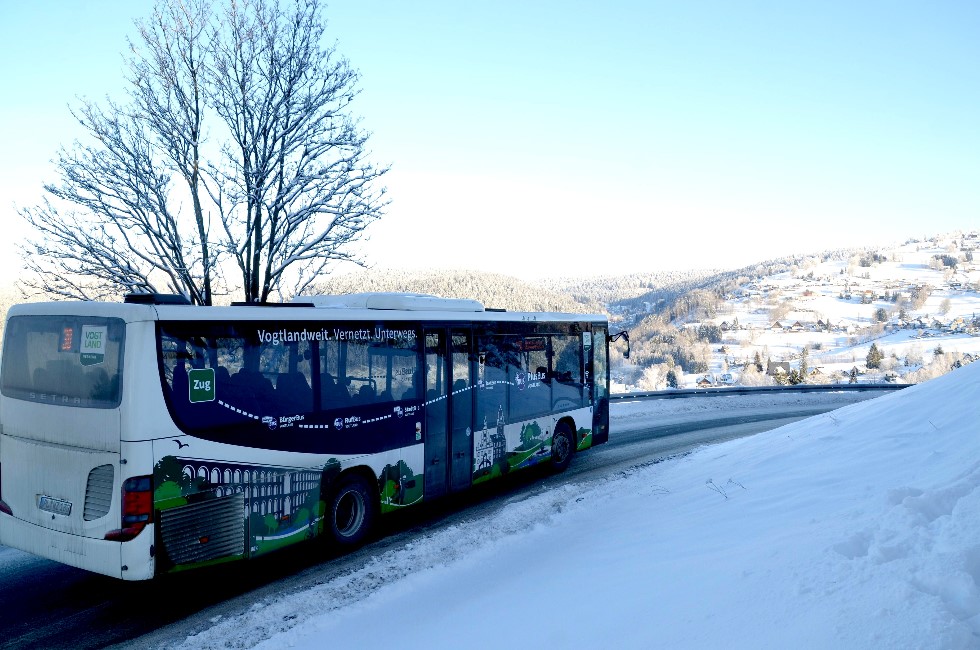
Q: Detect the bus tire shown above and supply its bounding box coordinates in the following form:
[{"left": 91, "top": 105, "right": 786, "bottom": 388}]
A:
[
  {"left": 550, "top": 421, "right": 575, "bottom": 473},
  {"left": 327, "top": 473, "right": 377, "bottom": 547}
]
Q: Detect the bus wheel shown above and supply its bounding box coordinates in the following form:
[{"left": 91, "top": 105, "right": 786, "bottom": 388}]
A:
[
  {"left": 550, "top": 422, "right": 575, "bottom": 472},
  {"left": 327, "top": 473, "right": 377, "bottom": 547}
]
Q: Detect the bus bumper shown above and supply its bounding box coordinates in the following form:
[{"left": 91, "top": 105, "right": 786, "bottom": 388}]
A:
[{"left": 0, "top": 512, "right": 155, "bottom": 580}]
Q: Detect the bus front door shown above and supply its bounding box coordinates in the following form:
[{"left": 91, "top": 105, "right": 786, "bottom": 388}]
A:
[{"left": 423, "top": 328, "right": 474, "bottom": 499}]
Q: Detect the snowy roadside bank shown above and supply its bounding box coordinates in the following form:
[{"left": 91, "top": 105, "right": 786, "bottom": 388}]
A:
[{"left": 156, "top": 365, "right": 979, "bottom": 649}]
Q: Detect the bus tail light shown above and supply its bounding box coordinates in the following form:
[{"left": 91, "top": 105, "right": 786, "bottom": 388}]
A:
[
  {"left": 105, "top": 475, "right": 153, "bottom": 541},
  {"left": 0, "top": 463, "right": 11, "bottom": 516}
]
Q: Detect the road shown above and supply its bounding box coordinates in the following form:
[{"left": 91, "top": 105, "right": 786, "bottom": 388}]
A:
[{"left": 0, "top": 392, "right": 884, "bottom": 649}]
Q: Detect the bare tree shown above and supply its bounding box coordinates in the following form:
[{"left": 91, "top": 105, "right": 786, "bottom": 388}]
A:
[
  {"left": 131, "top": 0, "right": 215, "bottom": 305},
  {"left": 18, "top": 0, "right": 387, "bottom": 304},
  {"left": 207, "top": 0, "right": 386, "bottom": 302}
]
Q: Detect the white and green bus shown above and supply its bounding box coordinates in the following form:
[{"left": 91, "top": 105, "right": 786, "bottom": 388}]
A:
[{"left": 0, "top": 292, "right": 611, "bottom": 580}]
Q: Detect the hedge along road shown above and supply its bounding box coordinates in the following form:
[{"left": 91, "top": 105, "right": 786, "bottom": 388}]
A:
[{"left": 0, "top": 388, "right": 889, "bottom": 650}]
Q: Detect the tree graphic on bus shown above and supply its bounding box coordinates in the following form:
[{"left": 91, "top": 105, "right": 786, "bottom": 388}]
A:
[{"left": 379, "top": 459, "right": 422, "bottom": 512}]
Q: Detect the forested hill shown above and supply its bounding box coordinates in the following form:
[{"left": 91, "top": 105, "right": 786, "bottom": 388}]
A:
[
  {"left": 310, "top": 268, "right": 605, "bottom": 314},
  {"left": 0, "top": 268, "right": 700, "bottom": 316},
  {"left": 538, "top": 270, "right": 718, "bottom": 306}
]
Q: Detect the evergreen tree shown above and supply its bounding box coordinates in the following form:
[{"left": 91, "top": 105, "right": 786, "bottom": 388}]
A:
[
  {"left": 799, "top": 347, "right": 809, "bottom": 382},
  {"left": 866, "top": 343, "right": 884, "bottom": 369}
]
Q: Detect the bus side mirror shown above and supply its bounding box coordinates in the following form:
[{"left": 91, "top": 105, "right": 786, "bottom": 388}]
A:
[{"left": 609, "top": 331, "right": 630, "bottom": 359}]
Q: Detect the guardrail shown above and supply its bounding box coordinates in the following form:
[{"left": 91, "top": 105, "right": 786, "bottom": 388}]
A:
[{"left": 609, "top": 383, "right": 913, "bottom": 401}]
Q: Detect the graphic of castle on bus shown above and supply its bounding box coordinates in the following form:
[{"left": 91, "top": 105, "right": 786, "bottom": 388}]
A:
[{"left": 473, "top": 404, "right": 562, "bottom": 484}]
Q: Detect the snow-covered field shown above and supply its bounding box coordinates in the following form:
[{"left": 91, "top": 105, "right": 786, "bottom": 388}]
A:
[{"left": 168, "top": 360, "right": 980, "bottom": 649}]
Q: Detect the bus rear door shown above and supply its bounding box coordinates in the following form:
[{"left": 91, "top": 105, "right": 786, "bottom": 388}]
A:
[{"left": 423, "top": 328, "right": 474, "bottom": 499}]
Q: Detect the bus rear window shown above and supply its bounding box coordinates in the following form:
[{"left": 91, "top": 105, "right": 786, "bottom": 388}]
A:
[{"left": 1, "top": 316, "right": 126, "bottom": 408}]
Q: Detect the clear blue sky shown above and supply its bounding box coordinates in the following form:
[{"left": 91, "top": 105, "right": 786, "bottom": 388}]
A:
[{"left": 1, "top": 1, "right": 978, "bottom": 281}]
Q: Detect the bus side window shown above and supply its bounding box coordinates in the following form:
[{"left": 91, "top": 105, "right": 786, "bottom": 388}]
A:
[
  {"left": 320, "top": 373, "right": 351, "bottom": 411},
  {"left": 172, "top": 363, "right": 189, "bottom": 401},
  {"left": 215, "top": 365, "right": 231, "bottom": 384},
  {"left": 276, "top": 372, "right": 312, "bottom": 414},
  {"left": 551, "top": 334, "right": 585, "bottom": 408},
  {"left": 228, "top": 367, "right": 275, "bottom": 412},
  {"left": 477, "top": 335, "right": 511, "bottom": 426},
  {"left": 401, "top": 373, "right": 421, "bottom": 401},
  {"left": 354, "top": 383, "right": 374, "bottom": 404}
]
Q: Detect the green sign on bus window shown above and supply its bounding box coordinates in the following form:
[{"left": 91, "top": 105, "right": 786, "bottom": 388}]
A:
[
  {"left": 188, "top": 368, "right": 216, "bottom": 403},
  {"left": 80, "top": 325, "right": 107, "bottom": 366}
]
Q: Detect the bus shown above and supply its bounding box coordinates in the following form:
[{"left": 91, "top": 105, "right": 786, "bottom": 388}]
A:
[{"left": 0, "top": 292, "right": 612, "bottom": 580}]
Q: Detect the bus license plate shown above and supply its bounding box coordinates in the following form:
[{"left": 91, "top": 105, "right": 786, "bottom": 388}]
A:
[{"left": 38, "top": 496, "right": 72, "bottom": 517}]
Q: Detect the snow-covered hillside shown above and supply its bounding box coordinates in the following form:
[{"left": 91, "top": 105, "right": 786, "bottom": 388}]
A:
[{"left": 617, "top": 233, "right": 980, "bottom": 390}]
